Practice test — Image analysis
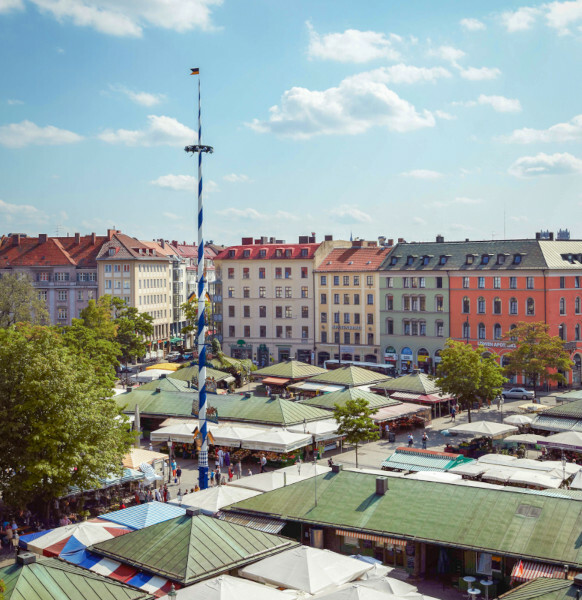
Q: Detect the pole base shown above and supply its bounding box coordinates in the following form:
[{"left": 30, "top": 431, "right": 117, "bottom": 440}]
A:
[{"left": 198, "top": 466, "right": 209, "bottom": 490}]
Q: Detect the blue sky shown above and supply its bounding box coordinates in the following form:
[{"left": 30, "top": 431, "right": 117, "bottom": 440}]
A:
[{"left": 2, "top": 0, "right": 582, "bottom": 245}]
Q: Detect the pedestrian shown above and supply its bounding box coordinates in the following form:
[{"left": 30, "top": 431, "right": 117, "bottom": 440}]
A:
[
  {"left": 166, "top": 487, "right": 171, "bottom": 502},
  {"left": 210, "top": 470, "right": 215, "bottom": 486},
  {"left": 134, "top": 490, "right": 140, "bottom": 505},
  {"left": 408, "top": 433, "right": 414, "bottom": 447},
  {"left": 260, "top": 454, "right": 267, "bottom": 473},
  {"left": 218, "top": 448, "right": 224, "bottom": 468},
  {"left": 225, "top": 450, "right": 230, "bottom": 468},
  {"left": 451, "top": 406, "right": 456, "bottom": 422},
  {"left": 266, "top": 385, "right": 271, "bottom": 396},
  {"left": 384, "top": 424, "right": 389, "bottom": 439},
  {"left": 236, "top": 460, "right": 242, "bottom": 479},
  {"left": 422, "top": 432, "right": 428, "bottom": 450},
  {"left": 163, "top": 486, "right": 168, "bottom": 503},
  {"left": 12, "top": 530, "right": 18, "bottom": 554},
  {"left": 194, "top": 484, "right": 200, "bottom": 492},
  {"left": 148, "top": 442, "right": 153, "bottom": 451},
  {"left": 215, "top": 468, "right": 222, "bottom": 486},
  {"left": 177, "top": 488, "right": 183, "bottom": 502},
  {"left": 247, "top": 468, "right": 253, "bottom": 477},
  {"left": 171, "top": 459, "right": 177, "bottom": 478},
  {"left": 295, "top": 457, "right": 302, "bottom": 475},
  {"left": 228, "top": 466, "right": 233, "bottom": 482},
  {"left": 327, "top": 457, "right": 334, "bottom": 467},
  {"left": 155, "top": 488, "right": 162, "bottom": 502},
  {"left": 176, "top": 465, "right": 182, "bottom": 485}
]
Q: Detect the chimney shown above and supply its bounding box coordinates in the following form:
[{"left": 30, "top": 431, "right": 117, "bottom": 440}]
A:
[
  {"left": 107, "top": 229, "right": 117, "bottom": 240},
  {"left": 331, "top": 463, "right": 343, "bottom": 473},
  {"left": 550, "top": 232, "right": 554, "bottom": 241},
  {"left": 17, "top": 552, "right": 36, "bottom": 565},
  {"left": 324, "top": 234, "right": 333, "bottom": 241},
  {"left": 126, "top": 387, "right": 132, "bottom": 393},
  {"left": 38, "top": 234, "right": 47, "bottom": 243},
  {"left": 436, "top": 234, "right": 444, "bottom": 243},
  {"left": 241, "top": 237, "right": 253, "bottom": 246},
  {"left": 376, "top": 477, "right": 388, "bottom": 495},
  {"left": 388, "top": 239, "right": 394, "bottom": 247},
  {"left": 12, "top": 234, "right": 20, "bottom": 246},
  {"left": 298, "top": 236, "right": 308, "bottom": 244},
  {"left": 536, "top": 232, "right": 541, "bottom": 240},
  {"left": 75, "top": 232, "right": 81, "bottom": 245},
  {"left": 172, "top": 241, "right": 178, "bottom": 247},
  {"left": 186, "top": 508, "right": 201, "bottom": 517},
  {"left": 91, "top": 232, "right": 96, "bottom": 244},
  {"left": 155, "top": 387, "right": 161, "bottom": 394},
  {"left": 159, "top": 374, "right": 167, "bottom": 379},
  {"left": 160, "top": 239, "right": 165, "bottom": 248},
  {"left": 397, "top": 238, "right": 405, "bottom": 243},
  {"left": 352, "top": 240, "right": 363, "bottom": 248}
]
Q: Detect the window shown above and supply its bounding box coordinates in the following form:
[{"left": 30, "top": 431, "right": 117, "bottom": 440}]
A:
[
  {"left": 411, "top": 296, "right": 419, "bottom": 312},
  {"left": 497, "top": 254, "right": 506, "bottom": 265},
  {"left": 285, "top": 326, "right": 292, "bottom": 338},
  {"left": 228, "top": 250, "right": 235, "bottom": 258},
  {"left": 404, "top": 320, "right": 411, "bottom": 335},
  {"left": 419, "top": 296, "right": 426, "bottom": 311},
  {"left": 243, "top": 305, "right": 250, "bottom": 318},
  {"left": 559, "top": 323, "right": 566, "bottom": 341},
  {"left": 478, "top": 277, "right": 485, "bottom": 289},
  {"left": 105, "top": 265, "right": 112, "bottom": 274},
  {"left": 527, "top": 277, "right": 534, "bottom": 289},
  {"left": 243, "top": 325, "right": 250, "bottom": 337},
  {"left": 560, "top": 276, "right": 566, "bottom": 289},
  {"left": 228, "top": 268, "right": 234, "bottom": 279},
  {"left": 275, "top": 268, "right": 282, "bottom": 279},
  {"left": 333, "top": 294, "right": 340, "bottom": 304},
  {"left": 463, "top": 296, "right": 470, "bottom": 313},
  {"left": 39, "top": 272, "right": 49, "bottom": 282},
  {"left": 321, "top": 331, "right": 327, "bottom": 343},
  {"left": 343, "top": 275, "right": 350, "bottom": 286},
  {"left": 422, "top": 256, "right": 430, "bottom": 266},
  {"left": 302, "top": 326, "right": 309, "bottom": 339},
  {"left": 527, "top": 298, "right": 535, "bottom": 315},
  {"left": 403, "top": 296, "right": 410, "bottom": 311},
  {"left": 510, "top": 277, "right": 517, "bottom": 289},
  {"left": 367, "top": 294, "right": 373, "bottom": 305},
  {"left": 576, "top": 276, "right": 581, "bottom": 289},
  {"left": 320, "top": 275, "right": 327, "bottom": 285},
  {"left": 576, "top": 324, "right": 581, "bottom": 341},
  {"left": 276, "top": 306, "right": 283, "bottom": 318},
  {"left": 260, "top": 325, "right": 266, "bottom": 338},
  {"left": 259, "top": 267, "right": 265, "bottom": 279},
  {"left": 58, "top": 308, "right": 67, "bottom": 320},
  {"left": 301, "top": 267, "right": 308, "bottom": 279},
  {"left": 38, "top": 290, "right": 47, "bottom": 302},
  {"left": 229, "top": 325, "right": 236, "bottom": 337},
  {"left": 436, "top": 277, "right": 443, "bottom": 289},
  {"left": 463, "top": 277, "right": 470, "bottom": 289},
  {"left": 439, "top": 255, "right": 448, "bottom": 266},
  {"left": 333, "top": 312, "right": 340, "bottom": 324},
  {"left": 481, "top": 255, "right": 490, "bottom": 265},
  {"left": 228, "top": 306, "right": 235, "bottom": 318},
  {"left": 228, "top": 286, "right": 234, "bottom": 298},
  {"left": 367, "top": 276, "right": 373, "bottom": 286},
  {"left": 403, "top": 277, "right": 410, "bottom": 288},
  {"left": 390, "top": 256, "right": 398, "bottom": 266},
  {"left": 466, "top": 255, "right": 474, "bottom": 265},
  {"left": 477, "top": 297, "right": 485, "bottom": 314},
  {"left": 386, "top": 318, "right": 394, "bottom": 334},
  {"left": 367, "top": 313, "right": 373, "bottom": 325},
  {"left": 344, "top": 313, "right": 350, "bottom": 324},
  {"left": 57, "top": 290, "right": 68, "bottom": 301},
  {"left": 478, "top": 323, "right": 486, "bottom": 340},
  {"left": 367, "top": 333, "right": 374, "bottom": 345},
  {"left": 113, "top": 264, "right": 121, "bottom": 273},
  {"left": 493, "top": 297, "right": 502, "bottom": 315},
  {"left": 276, "top": 326, "right": 283, "bottom": 338},
  {"left": 243, "top": 287, "right": 250, "bottom": 298},
  {"left": 493, "top": 277, "right": 501, "bottom": 289},
  {"left": 302, "top": 306, "right": 309, "bottom": 318},
  {"left": 259, "top": 306, "right": 266, "bottom": 318},
  {"left": 285, "top": 287, "right": 292, "bottom": 298},
  {"left": 285, "top": 267, "right": 292, "bottom": 279},
  {"left": 105, "top": 280, "right": 112, "bottom": 289},
  {"left": 123, "top": 264, "right": 129, "bottom": 273},
  {"left": 334, "top": 331, "right": 340, "bottom": 343},
  {"left": 463, "top": 321, "right": 470, "bottom": 340},
  {"left": 344, "top": 294, "right": 350, "bottom": 305},
  {"left": 300, "top": 248, "right": 308, "bottom": 257},
  {"left": 333, "top": 276, "right": 340, "bottom": 286},
  {"left": 114, "top": 281, "right": 121, "bottom": 290},
  {"left": 301, "top": 286, "right": 308, "bottom": 298},
  {"left": 419, "top": 277, "right": 426, "bottom": 288},
  {"left": 243, "top": 249, "right": 250, "bottom": 258},
  {"left": 354, "top": 276, "right": 360, "bottom": 286},
  {"left": 411, "top": 321, "right": 418, "bottom": 336},
  {"left": 436, "top": 321, "right": 444, "bottom": 337},
  {"left": 436, "top": 296, "right": 444, "bottom": 312},
  {"left": 560, "top": 297, "right": 566, "bottom": 315},
  {"left": 285, "top": 306, "right": 293, "bottom": 318},
  {"left": 407, "top": 256, "right": 414, "bottom": 266},
  {"left": 321, "top": 312, "right": 327, "bottom": 323},
  {"left": 354, "top": 294, "right": 360, "bottom": 305},
  {"left": 494, "top": 323, "right": 502, "bottom": 340},
  {"left": 354, "top": 313, "right": 360, "bottom": 324},
  {"left": 344, "top": 331, "right": 351, "bottom": 344},
  {"left": 386, "top": 295, "right": 393, "bottom": 310},
  {"left": 513, "top": 254, "right": 522, "bottom": 264},
  {"left": 320, "top": 293, "right": 327, "bottom": 304},
  {"left": 576, "top": 297, "right": 581, "bottom": 315},
  {"left": 259, "top": 286, "right": 266, "bottom": 298},
  {"left": 386, "top": 277, "right": 393, "bottom": 288}
]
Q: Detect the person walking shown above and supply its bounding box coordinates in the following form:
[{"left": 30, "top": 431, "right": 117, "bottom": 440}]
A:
[
  {"left": 260, "top": 454, "right": 267, "bottom": 473},
  {"left": 451, "top": 406, "right": 456, "bottom": 422},
  {"left": 228, "top": 466, "right": 233, "bottom": 483},
  {"left": 408, "top": 433, "right": 414, "bottom": 448},
  {"left": 176, "top": 465, "right": 182, "bottom": 485},
  {"left": 215, "top": 468, "right": 222, "bottom": 486},
  {"left": 155, "top": 488, "right": 162, "bottom": 502},
  {"left": 148, "top": 442, "right": 153, "bottom": 451},
  {"left": 171, "top": 459, "right": 177, "bottom": 479},
  {"left": 236, "top": 460, "right": 242, "bottom": 479},
  {"left": 218, "top": 448, "right": 224, "bottom": 468},
  {"left": 224, "top": 451, "right": 230, "bottom": 468},
  {"left": 422, "top": 432, "right": 428, "bottom": 450},
  {"left": 210, "top": 469, "right": 215, "bottom": 486}
]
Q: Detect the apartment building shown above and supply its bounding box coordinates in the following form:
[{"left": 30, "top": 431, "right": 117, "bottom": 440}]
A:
[
  {"left": 0, "top": 232, "right": 108, "bottom": 326},
  {"left": 314, "top": 241, "right": 392, "bottom": 366},
  {"left": 214, "top": 235, "right": 348, "bottom": 365}
]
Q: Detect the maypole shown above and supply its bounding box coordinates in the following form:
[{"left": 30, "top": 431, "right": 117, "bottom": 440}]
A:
[{"left": 185, "top": 67, "right": 213, "bottom": 489}]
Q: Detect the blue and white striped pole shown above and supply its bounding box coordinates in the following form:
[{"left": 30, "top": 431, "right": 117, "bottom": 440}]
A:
[{"left": 186, "top": 68, "right": 213, "bottom": 490}]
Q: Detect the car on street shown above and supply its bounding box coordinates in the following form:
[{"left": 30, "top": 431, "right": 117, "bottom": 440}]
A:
[
  {"left": 118, "top": 365, "right": 133, "bottom": 374},
  {"left": 502, "top": 387, "right": 535, "bottom": 400}
]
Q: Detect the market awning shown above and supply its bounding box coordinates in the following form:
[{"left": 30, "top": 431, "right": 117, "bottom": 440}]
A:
[
  {"left": 335, "top": 529, "right": 406, "bottom": 546},
  {"left": 371, "top": 403, "right": 427, "bottom": 422},
  {"left": 390, "top": 392, "right": 452, "bottom": 404},
  {"left": 511, "top": 560, "right": 569, "bottom": 583},
  {"left": 217, "top": 511, "right": 286, "bottom": 534},
  {"left": 260, "top": 377, "right": 291, "bottom": 386},
  {"left": 170, "top": 337, "right": 182, "bottom": 343},
  {"left": 289, "top": 381, "right": 345, "bottom": 393}
]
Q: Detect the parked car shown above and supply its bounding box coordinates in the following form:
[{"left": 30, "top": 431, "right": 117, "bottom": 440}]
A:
[
  {"left": 166, "top": 352, "right": 181, "bottom": 361},
  {"left": 502, "top": 387, "right": 535, "bottom": 400},
  {"left": 118, "top": 366, "right": 133, "bottom": 374}
]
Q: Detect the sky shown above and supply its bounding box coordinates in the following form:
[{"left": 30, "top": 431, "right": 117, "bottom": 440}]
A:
[{"left": 1, "top": 0, "right": 582, "bottom": 246}]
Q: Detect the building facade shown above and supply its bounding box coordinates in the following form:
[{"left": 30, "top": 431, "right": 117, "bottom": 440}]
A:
[{"left": 314, "top": 241, "right": 392, "bottom": 366}]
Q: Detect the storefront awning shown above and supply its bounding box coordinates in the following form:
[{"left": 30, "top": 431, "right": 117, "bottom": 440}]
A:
[
  {"left": 170, "top": 337, "right": 182, "bottom": 343},
  {"left": 371, "top": 403, "right": 428, "bottom": 422},
  {"left": 511, "top": 560, "right": 569, "bottom": 583},
  {"left": 335, "top": 529, "right": 406, "bottom": 546},
  {"left": 261, "top": 377, "right": 291, "bottom": 386}
]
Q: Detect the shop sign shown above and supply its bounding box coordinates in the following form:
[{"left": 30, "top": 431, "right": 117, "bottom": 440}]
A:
[
  {"left": 332, "top": 325, "right": 362, "bottom": 330},
  {"left": 417, "top": 355, "right": 429, "bottom": 363},
  {"left": 481, "top": 341, "right": 516, "bottom": 349},
  {"left": 401, "top": 347, "right": 413, "bottom": 361},
  {"left": 384, "top": 353, "right": 398, "bottom": 361}
]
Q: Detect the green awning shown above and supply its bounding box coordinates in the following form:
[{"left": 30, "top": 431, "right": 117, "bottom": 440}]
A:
[{"left": 170, "top": 337, "right": 182, "bottom": 343}]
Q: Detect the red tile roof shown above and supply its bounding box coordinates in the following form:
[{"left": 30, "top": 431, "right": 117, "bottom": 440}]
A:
[
  {"left": 0, "top": 234, "right": 108, "bottom": 268},
  {"left": 315, "top": 246, "right": 392, "bottom": 272},
  {"left": 215, "top": 242, "right": 321, "bottom": 261}
]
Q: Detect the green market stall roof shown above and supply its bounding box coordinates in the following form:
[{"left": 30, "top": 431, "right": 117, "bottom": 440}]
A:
[
  {"left": 227, "top": 469, "right": 582, "bottom": 568},
  {"left": 116, "top": 390, "right": 330, "bottom": 426},
  {"left": 371, "top": 372, "right": 443, "bottom": 395},
  {"left": 305, "top": 365, "right": 391, "bottom": 388},
  {"left": 381, "top": 447, "right": 475, "bottom": 472},
  {"left": 253, "top": 360, "right": 327, "bottom": 381},
  {"left": 136, "top": 377, "right": 192, "bottom": 393},
  {"left": 90, "top": 513, "right": 299, "bottom": 585},
  {"left": 298, "top": 388, "right": 400, "bottom": 411},
  {"left": 0, "top": 556, "right": 154, "bottom": 600},
  {"left": 169, "top": 365, "right": 235, "bottom": 384},
  {"left": 497, "top": 578, "right": 573, "bottom": 600}
]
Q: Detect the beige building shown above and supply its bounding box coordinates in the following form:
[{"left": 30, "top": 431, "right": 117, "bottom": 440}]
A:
[
  {"left": 215, "top": 235, "right": 348, "bottom": 366},
  {"left": 314, "top": 241, "right": 392, "bottom": 367},
  {"left": 96, "top": 231, "right": 173, "bottom": 355}
]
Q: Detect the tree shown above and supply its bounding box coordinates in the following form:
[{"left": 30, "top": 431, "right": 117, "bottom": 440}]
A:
[
  {"left": 0, "top": 273, "right": 49, "bottom": 328},
  {"left": 180, "top": 295, "right": 211, "bottom": 341},
  {"left": 436, "top": 339, "right": 507, "bottom": 422},
  {"left": 0, "top": 325, "right": 134, "bottom": 521},
  {"left": 110, "top": 297, "right": 153, "bottom": 365},
  {"left": 333, "top": 398, "right": 380, "bottom": 469},
  {"left": 503, "top": 322, "right": 573, "bottom": 392}
]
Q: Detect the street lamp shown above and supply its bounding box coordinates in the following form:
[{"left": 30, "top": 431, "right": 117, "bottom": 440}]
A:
[{"left": 562, "top": 451, "right": 567, "bottom": 485}]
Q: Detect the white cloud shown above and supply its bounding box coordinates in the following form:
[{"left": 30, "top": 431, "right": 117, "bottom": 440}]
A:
[
  {"left": 329, "top": 205, "right": 372, "bottom": 223},
  {"left": 223, "top": 173, "right": 252, "bottom": 183},
  {"left": 458, "top": 66, "right": 501, "bottom": 80},
  {"left": 427, "top": 45, "right": 466, "bottom": 64},
  {"left": 435, "top": 109, "right": 456, "bottom": 120},
  {"left": 544, "top": 0, "right": 582, "bottom": 34},
  {"left": 508, "top": 152, "right": 582, "bottom": 177},
  {"left": 109, "top": 84, "right": 165, "bottom": 107},
  {"left": 501, "top": 6, "right": 540, "bottom": 31},
  {"left": 454, "top": 94, "right": 521, "bottom": 112},
  {"left": 401, "top": 169, "right": 444, "bottom": 179},
  {"left": 0, "top": 0, "right": 23, "bottom": 12},
  {"left": 99, "top": 115, "right": 194, "bottom": 146},
  {"left": 150, "top": 174, "right": 218, "bottom": 193},
  {"left": 0, "top": 120, "right": 83, "bottom": 148},
  {"left": 163, "top": 211, "right": 180, "bottom": 220},
  {"left": 503, "top": 114, "right": 582, "bottom": 143},
  {"left": 6, "top": 99, "right": 23, "bottom": 105},
  {"left": 306, "top": 21, "right": 400, "bottom": 62},
  {"left": 26, "top": 0, "right": 222, "bottom": 37},
  {"left": 362, "top": 64, "right": 452, "bottom": 85},
  {"left": 412, "top": 216, "right": 427, "bottom": 225},
  {"left": 247, "top": 71, "right": 436, "bottom": 139},
  {"left": 460, "top": 17, "right": 486, "bottom": 31},
  {"left": 0, "top": 199, "right": 47, "bottom": 223},
  {"left": 217, "top": 207, "right": 298, "bottom": 221}
]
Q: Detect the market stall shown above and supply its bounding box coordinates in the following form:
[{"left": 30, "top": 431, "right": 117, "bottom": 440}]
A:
[
  {"left": 371, "top": 403, "right": 431, "bottom": 433},
  {"left": 169, "top": 485, "right": 261, "bottom": 515}
]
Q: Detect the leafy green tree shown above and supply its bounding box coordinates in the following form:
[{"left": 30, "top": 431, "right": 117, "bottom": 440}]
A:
[
  {"left": 180, "top": 295, "right": 211, "bottom": 339},
  {"left": 110, "top": 297, "right": 153, "bottom": 365},
  {"left": 436, "top": 339, "right": 507, "bottom": 422},
  {"left": 0, "top": 325, "right": 134, "bottom": 522},
  {"left": 333, "top": 398, "right": 380, "bottom": 468},
  {"left": 503, "top": 322, "right": 573, "bottom": 393},
  {"left": 0, "top": 273, "right": 49, "bottom": 328}
]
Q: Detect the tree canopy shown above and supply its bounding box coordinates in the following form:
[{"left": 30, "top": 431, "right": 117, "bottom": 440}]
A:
[
  {"left": 0, "top": 325, "right": 134, "bottom": 519},
  {"left": 0, "top": 273, "right": 49, "bottom": 328},
  {"left": 436, "top": 339, "right": 507, "bottom": 422},
  {"left": 333, "top": 398, "right": 379, "bottom": 468},
  {"left": 503, "top": 322, "right": 573, "bottom": 391}
]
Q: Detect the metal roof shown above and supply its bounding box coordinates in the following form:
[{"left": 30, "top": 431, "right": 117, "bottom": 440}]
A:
[
  {"left": 217, "top": 510, "right": 286, "bottom": 534},
  {"left": 298, "top": 388, "right": 399, "bottom": 411},
  {"left": 307, "top": 366, "right": 391, "bottom": 387},
  {"left": 381, "top": 448, "right": 473, "bottom": 472},
  {"left": 498, "top": 577, "right": 572, "bottom": 600},
  {"left": 0, "top": 556, "right": 154, "bottom": 600},
  {"left": 538, "top": 400, "right": 582, "bottom": 420},
  {"left": 227, "top": 469, "right": 582, "bottom": 568},
  {"left": 254, "top": 360, "right": 327, "bottom": 380},
  {"left": 531, "top": 416, "right": 580, "bottom": 432},
  {"left": 372, "top": 373, "right": 443, "bottom": 395},
  {"left": 90, "top": 514, "right": 299, "bottom": 585},
  {"left": 168, "top": 365, "right": 234, "bottom": 383},
  {"left": 100, "top": 501, "right": 186, "bottom": 530}
]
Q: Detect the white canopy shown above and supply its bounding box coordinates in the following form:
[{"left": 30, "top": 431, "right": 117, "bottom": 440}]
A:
[
  {"left": 150, "top": 423, "right": 197, "bottom": 443},
  {"left": 478, "top": 454, "right": 518, "bottom": 466},
  {"left": 160, "top": 574, "right": 293, "bottom": 600},
  {"left": 448, "top": 463, "right": 487, "bottom": 477},
  {"left": 481, "top": 467, "right": 515, "bottom": 483},
  {"left": 406, "top": 471, "right": 463, "bottom": 483},
  {"left": 313, "top": 583, "right": 395, "bottom": 600},
  {"left": 209, "top": 425, "right": 269, "bottom": 447},
  {"left": 231, "top": 464, "right": 332, "bottom": 493},
  {"left": 570, "top": 471, "right": 582, "bottom": 489},
  {"left": 131, "top": 369, "right": 173, "bottom": 383},
  {"left": 503, "top": 415, "right": 533, "bottom": 426},
  {"left": 289, "top": 382, "right": 345, "bottom": 393},
  {"left": 356, "top": 563, "right": 394, "bottom": 580},
  {"left": 538, "top": 431, "right": 582, "bottom": 451},
  {"left": 169, "top": 485, "right": 261, "bottom": 514},
  {"left": 358, "top": 578, "right": 417, "bottom": 596},
  {"left": 278, "top": 463, "right": 332, "bottom": 477},
  {"left": 449, "top": 421, "right": 518, "bottom": 438},
  {"left": 240, "top": 546, "right": 373, "bottom": 594},
  {"left": 512, "top": 458, "right": 557, "bottom": 472},
  {"left": 507, "top": 470, "right": 563, "bottom": 489},
  {"left": 539, "top": 460, "right": 582, "bottom": 476},
  {"left": 241, "top": 429, "right": 313, "bottom": 453},
  {"left": 288, "top": 419, "right": 339, "bottom": 440},
  {"left": 503, "top": 434, "right": 540, "bottom": 445}
]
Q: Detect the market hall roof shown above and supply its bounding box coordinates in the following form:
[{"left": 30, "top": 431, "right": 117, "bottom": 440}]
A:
[
  {"left": 89, "top": 514, "right": 299, "bottom": 586},
  {"left": 314, "top": 246, "right": 391, "bottom": 272},
  {"left": 253, "top": 360, "right": 327, "bottom": 380},
  {"left": 0, "top": 556, "right": 154, "bottom": 600},
  {"left": 306, "top": 365, "right": 391, "bottom": 388},
  {"left": 116, "top": 389, "right": 331, "bottom": 426},
  {"left": 298, "top": 388, "right": 400, "bottom": 411},
  {"left": 371, "top": 372, "right": 444, "bottom": 395},
  {"left": 226, "top": 469, "right": 582, "bottom": 568},
  {"left": 536, "top": 399, "right": 582, "bottom": 420}
]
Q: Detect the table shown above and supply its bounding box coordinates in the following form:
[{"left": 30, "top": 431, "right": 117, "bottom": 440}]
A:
[{"left": 480, "top": 580, "right": 494, "bottom": 600}]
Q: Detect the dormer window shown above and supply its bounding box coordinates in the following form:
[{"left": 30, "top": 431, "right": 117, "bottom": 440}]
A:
[
  {"left": 466, "top": 255, "right": 474, "bottom": 265},
  {"left": 259, "top": 249, "right": 266, "bottom": 258},
  {"left": 439, "top": 255, "right": 448, "bottom": 266},
  {"left": 390, "top": 256, "right": 398, "bottom": 266},
  {"left": 275, "top": 249, "right": 282, "bottom": 258},
  {"left": 406, "top": 256, "right": 414, "bottom": 266},
  {"left": 421, "top": 256, "right": 430, "bottom": 266},
  {"left": 513, "top": 254, "right": 522, "bottom": 265},
  {"left": 228, "top": 250, "right": 235, "bottom": 258},
  {"left": 243, "top": 249, "right": 250, "bottom": 258},
  {"left": 108, "top": 248, "right": 115, "bottom": 256},
  {"left": 496, "top": 254, "right": 506, "bottom": 265},
  {"left": 300, "top": 248, "right": 308, "bottom": 257},
  {"left": 481, "top": 255, "right": 490, "bottom": 265},
  {"left": 285, "top": 249, "right": 292, "bottom": 258}
]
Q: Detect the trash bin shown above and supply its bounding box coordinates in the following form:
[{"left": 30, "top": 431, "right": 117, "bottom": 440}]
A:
[{"left": 388, "top": 432, "right": 396, "bottom": 443}]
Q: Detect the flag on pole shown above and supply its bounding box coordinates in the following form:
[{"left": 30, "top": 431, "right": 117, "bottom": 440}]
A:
[{"left": 190, "top": 68, "right": 200, "bottom": 75}]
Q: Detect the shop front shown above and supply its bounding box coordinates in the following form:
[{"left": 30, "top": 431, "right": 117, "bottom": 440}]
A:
[
  {"left": 278, "top": 346, "right": 292, "bottom": 362},
  {"left": 417, "top": 348, "right": 430, "bottom": 374},
  {"left": 400, "top": 347, "right": 413, "bottom": 374},
  {"left": 384, "top": 346, "right": 398, "bottom": 369},
  {"left": 257, "top": 344, "right": 270, "bottom": 368}
]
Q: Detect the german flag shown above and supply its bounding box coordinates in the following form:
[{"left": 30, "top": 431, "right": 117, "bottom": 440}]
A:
[{"left": 190, "top": 67, "right": 200, "bottom": 75}]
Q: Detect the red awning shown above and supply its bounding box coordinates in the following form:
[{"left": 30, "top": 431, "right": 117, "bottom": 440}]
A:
[
  {"left": 261, "top": 377, "right": 291, "bottom": 385},
  {"left": 336, "top": 529, "right": 406, "bottom": 546},
  {"left": 511, "top": 560, "right": 568, "bottom": 583}
]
